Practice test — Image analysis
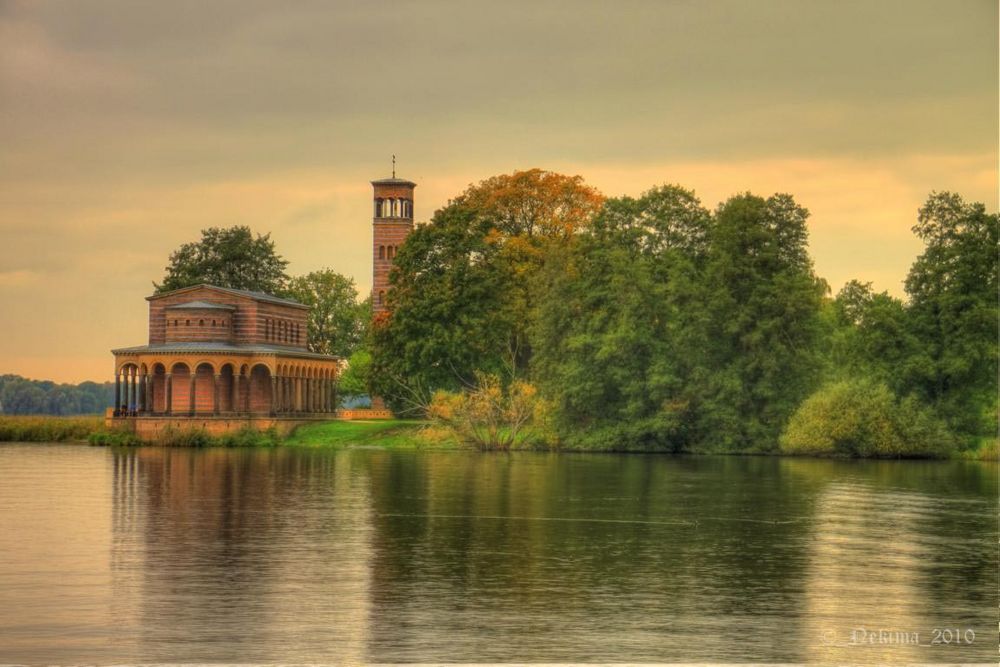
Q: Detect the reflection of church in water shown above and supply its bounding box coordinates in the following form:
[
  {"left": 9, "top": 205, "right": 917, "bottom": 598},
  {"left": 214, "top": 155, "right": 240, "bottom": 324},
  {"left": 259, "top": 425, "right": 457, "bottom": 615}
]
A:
[{"left": 108, "top": 171, "right": 415, "bottom": 435}]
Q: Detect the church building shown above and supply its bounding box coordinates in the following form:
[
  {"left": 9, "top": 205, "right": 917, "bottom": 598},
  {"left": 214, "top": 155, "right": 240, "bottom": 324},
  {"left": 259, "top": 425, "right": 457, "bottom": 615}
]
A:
[
  {"left": 107, "top": 169, "right": 414, "bottom": 436},
  {"left": 109, "top": 284, "right": 340, "bottom": 436}
]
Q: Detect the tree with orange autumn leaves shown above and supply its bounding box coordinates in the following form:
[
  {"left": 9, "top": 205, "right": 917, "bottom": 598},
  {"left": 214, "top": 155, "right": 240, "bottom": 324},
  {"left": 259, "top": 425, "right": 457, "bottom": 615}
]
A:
[{"left": 369, "top": 169, "right": 603, "bottom": 413}]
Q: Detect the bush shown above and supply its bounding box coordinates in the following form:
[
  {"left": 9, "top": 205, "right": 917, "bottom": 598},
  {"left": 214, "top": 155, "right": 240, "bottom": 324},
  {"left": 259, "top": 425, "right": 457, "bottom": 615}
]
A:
[
  {"left": 780, "top": 379, "right": 956, "bottom": 458},
  {"left": 156, "top": 425, "right": 214, "bottom": 447},
  {"left": 217, "top": 425, "right": 281, "bottom": 447},
  {"left": 428, "top": 372, "right": 553, "bottom": 450},
  {"left": 88, "top": 429, "right": 144, "bottom": 447}
]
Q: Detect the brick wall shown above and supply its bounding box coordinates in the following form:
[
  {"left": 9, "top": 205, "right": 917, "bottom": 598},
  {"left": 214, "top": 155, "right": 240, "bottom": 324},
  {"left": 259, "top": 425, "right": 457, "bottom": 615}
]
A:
[
  {"left": 373, "top": 221, "right": 413, "bottom": 312},
  {"left": 164, "top": 307, "right": 234, "bottom": 343},
  {"left": 148, "top": 286, "right": 308, "bottom": 349}
]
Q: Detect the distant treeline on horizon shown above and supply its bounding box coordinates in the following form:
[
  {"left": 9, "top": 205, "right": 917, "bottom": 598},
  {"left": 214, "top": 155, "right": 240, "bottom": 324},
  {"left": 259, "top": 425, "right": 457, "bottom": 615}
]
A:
[{"left": 0, "top": 374, "right": 113, "bottom": 416}]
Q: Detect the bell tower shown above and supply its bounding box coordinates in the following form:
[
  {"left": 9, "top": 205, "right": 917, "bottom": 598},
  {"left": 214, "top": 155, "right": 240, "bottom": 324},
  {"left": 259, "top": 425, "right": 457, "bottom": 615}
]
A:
[{"left": 371, "top": 161, "right": 416, "bottom": 315}]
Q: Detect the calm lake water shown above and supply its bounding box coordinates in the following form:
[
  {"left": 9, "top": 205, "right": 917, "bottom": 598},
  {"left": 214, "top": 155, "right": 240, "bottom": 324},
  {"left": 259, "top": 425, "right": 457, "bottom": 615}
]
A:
[{"left": 0, "top": 443, "right": 995, "bottom": 664}]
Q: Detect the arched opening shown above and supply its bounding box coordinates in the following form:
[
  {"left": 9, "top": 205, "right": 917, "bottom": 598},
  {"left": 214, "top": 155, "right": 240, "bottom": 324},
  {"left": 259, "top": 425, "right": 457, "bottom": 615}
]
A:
[
  {"left": 169, "top": 362, "right": 191, "bottom": 414},
  {"left": 249, "top": 364, "right": 273, "bottom": 414},
  {"left": 378, "top": 290, "right": 385, "bottom": 306},
  {"left": 379, "top": 245, "right": 385, "bottom": 260},
  {"left": 219, "top": 363, "right": 236, "bottom": 413},
  {"left": 151, "top": 363, "right": 166, "bottom": 413},
  {"left": 194, "top": 362, "right": 215, "bottom": 414}
]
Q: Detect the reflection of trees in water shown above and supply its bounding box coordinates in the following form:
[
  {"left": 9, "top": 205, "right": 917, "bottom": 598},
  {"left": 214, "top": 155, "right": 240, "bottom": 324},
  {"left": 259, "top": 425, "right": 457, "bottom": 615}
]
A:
[
  {"left": 789, "top": 459, "right": 996, "bottom": 664},
  {"left": 363, "top": 452, "right": 818, "bottom": 662},
  {"left": 109, "top": 448, "right": 374, "bottom": 663},
  {"left": 106, "top": 448, "right": 995, "bottom": 663}
]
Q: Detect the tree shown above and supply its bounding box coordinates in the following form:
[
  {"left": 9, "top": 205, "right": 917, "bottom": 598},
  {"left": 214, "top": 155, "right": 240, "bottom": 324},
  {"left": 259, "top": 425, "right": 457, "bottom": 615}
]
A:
[
  {"left": 699, "top": 193, "right": 828, "bottom": 450},
  {"left": 451, "top": 168, "right": 604, "bottom": 240},
  {"left": 285, "top": 270, "right": 369, "bottom": 357},
  {"left": 826, "top": 280, "right": 916, "bottom": 386},
  {"left": 530, "top": 185, "right": 711, "bottom": 449},
  {"left": 155, "top": 226, "right": 289, "bottom": 294},
  {"left": 0, "top": 375, "right": 113, "bottom": 415},
  {"left": 370, "top": 206, "right": 515, "bottom": 412},
  {"left": 370, "top": 169, "right": 603, "bottom": 414},
  {"left": 901, "top": 192, "right": 998, "bottom": 436},
  {"left": 338, "top": 349, "right": 372, "bottom": 399}
]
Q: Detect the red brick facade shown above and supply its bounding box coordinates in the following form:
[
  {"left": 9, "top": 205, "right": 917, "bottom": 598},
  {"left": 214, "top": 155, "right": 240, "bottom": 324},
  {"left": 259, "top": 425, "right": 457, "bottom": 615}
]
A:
[
  {"left": 112, "top": 285, "right": 339, "bottom": 420},
  {"left": 372, "top": 177, "right": 416, "bottom": 313},
  {"left": 148, "top": 285, "right": 308, "bottom": 349}
]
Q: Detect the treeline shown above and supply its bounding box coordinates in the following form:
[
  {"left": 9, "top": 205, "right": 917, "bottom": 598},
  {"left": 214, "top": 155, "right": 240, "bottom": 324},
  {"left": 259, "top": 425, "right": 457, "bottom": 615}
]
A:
[
  {"left": 371, "top": 170, "right": 997, "bottom": 457},
  {"left": 0, "top": 375, "right": 114, "bottom": 415}
]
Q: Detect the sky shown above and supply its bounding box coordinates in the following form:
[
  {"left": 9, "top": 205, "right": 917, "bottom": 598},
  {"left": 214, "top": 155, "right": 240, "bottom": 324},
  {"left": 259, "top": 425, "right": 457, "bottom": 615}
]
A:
[{"left": 0, "top": 0, "right": 996, "bottom": 383}]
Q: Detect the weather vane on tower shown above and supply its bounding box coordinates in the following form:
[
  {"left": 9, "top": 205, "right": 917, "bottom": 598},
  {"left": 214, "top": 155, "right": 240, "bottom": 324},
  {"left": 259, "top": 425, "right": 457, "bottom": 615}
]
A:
[{"left": 392, "top": 154, "right": 396, "bottom": 179}]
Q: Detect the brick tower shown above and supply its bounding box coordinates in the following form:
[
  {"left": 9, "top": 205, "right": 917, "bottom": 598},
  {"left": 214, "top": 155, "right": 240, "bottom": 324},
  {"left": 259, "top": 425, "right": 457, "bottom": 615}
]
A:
[{"left": 371, "top": 168, "right": 416, "bottom": 314}]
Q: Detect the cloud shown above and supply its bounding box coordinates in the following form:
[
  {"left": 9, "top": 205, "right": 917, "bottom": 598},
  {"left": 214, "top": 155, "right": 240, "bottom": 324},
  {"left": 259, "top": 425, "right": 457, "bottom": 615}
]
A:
[{"left": 0, "top": 1, "right": 995, "bottom": 382}]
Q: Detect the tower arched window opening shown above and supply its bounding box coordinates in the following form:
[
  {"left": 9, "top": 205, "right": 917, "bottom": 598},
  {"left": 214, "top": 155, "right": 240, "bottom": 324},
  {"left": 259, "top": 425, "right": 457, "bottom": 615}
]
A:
[{"left": 379, "top": 245, "right": 385, "bottom": 259}]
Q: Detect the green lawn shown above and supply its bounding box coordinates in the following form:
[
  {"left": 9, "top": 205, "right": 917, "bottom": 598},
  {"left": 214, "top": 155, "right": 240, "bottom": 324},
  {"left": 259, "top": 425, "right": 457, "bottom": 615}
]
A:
[{"left": 283, "top": 419, "right": 460, "bottom": 449}]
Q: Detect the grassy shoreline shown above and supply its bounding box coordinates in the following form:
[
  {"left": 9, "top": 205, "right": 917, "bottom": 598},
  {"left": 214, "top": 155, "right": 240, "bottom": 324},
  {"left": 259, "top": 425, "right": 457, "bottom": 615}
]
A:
[
  {"left": 0, "top": 415, "right": 103, "bottom": 443},
  {"left": 0, "top": 415, "right": 995, "bottom": 460}
]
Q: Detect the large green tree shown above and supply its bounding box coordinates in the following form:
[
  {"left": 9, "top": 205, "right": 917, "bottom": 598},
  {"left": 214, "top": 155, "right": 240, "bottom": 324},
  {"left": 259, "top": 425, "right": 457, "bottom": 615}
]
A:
[
  {"left": 901, "top": 192, "right": 998, "bottom": 436},
  {"left": 370, "top": 170, "right": 603, "bottom": 414},
  {"left": 285, "top": 270, "right": 369, "bottom": 357},
  {"left": 370, "top": 206, "right": 516, "bottom": 413},
  {"left": 825, "top": 280, "right": 917, "bottom": 385},
  {"left": 530, "top": 185, "right": 711, "bottom": 449},
  {"left": 699, "top": 193, "right": 828, "bottom": 450},
  {"left": 155, "top": 226, "right": 289, "bottom": 294}
]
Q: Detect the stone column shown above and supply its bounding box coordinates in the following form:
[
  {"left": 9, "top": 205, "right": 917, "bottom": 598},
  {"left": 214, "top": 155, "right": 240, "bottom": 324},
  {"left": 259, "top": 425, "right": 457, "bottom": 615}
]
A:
[
  {"left": 114, "top": 372, "right": 121, "bottom": 416},
  {"left": 165, "top": 373, "right": 173, "bottom": 416},
  {"left": 232, "top": 373, "right": 240, "bottom": 414},
  {"left": 213, "top": 374, "right": 221, "bottom": 415},
  {"left": 188, "top": 372, "right": 196, "bottom": 416},
  {"left": 140, "top": 371, "right": 149, "bottom": 413},
  {"left": 129, "top": 368, "right": 137, "bottom": 415}
]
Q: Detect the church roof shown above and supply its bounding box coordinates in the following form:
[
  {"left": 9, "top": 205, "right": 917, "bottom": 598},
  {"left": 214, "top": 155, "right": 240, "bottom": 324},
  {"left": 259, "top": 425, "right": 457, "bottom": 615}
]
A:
[
  {"left": 111, "top": 342, "right": 339, "bottom": 361},
  {"left": 371, "top": 177, "right": 417, "bottom": 187},
  {"left": 148, "top": 284, "right": 308, "bottom": 309},
  {"left": 164, "top": 300, "right": 237, "bottom": 311}
]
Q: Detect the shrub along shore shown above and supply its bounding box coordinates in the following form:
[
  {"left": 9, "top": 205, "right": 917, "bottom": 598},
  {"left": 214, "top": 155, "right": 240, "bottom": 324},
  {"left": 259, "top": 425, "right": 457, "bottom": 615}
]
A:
[{"left": 0, "top": 415, "right": 994, "bottom": 460}]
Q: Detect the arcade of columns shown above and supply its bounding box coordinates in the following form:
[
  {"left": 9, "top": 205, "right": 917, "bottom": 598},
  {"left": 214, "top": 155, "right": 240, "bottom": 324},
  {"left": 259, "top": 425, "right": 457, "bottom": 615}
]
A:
[{"left": 113, "top": 358, "right": 338, "bottom": 417}]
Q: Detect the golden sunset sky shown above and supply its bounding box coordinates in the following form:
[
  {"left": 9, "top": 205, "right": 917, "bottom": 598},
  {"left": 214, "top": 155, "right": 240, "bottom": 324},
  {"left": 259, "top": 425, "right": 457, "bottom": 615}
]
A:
[{"left": 1, "top": 0, "right": 996, "bottom": 383}]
